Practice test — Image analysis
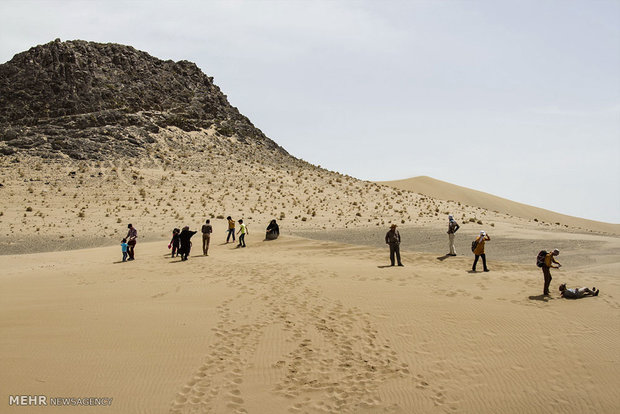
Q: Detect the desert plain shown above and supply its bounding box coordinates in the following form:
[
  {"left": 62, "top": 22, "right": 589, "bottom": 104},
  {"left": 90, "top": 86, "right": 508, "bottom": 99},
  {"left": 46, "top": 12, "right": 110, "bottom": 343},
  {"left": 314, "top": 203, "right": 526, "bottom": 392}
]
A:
[{"left": 1, "top": 146, "right": 619, "bottom": 414}]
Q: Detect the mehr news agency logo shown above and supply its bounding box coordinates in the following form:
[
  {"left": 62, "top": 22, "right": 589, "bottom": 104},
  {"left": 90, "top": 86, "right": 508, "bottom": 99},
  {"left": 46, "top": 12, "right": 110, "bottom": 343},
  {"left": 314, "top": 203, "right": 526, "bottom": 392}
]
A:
[{"left": 9, "top": 395, "right": 113, "bottom": 407}]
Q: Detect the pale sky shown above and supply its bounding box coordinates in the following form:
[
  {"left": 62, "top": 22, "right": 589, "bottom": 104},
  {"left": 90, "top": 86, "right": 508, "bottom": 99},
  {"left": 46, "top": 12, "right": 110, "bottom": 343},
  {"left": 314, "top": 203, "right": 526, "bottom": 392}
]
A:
[{"left": 1, "top": 0, "right": 619, "bottom": 223}]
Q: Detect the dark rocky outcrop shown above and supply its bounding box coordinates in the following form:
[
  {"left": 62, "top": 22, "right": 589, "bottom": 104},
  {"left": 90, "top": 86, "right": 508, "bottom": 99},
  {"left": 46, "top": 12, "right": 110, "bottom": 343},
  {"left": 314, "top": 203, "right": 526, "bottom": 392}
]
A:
[{"left": 0, "top": 39, "right": 286, "bottom": 159}]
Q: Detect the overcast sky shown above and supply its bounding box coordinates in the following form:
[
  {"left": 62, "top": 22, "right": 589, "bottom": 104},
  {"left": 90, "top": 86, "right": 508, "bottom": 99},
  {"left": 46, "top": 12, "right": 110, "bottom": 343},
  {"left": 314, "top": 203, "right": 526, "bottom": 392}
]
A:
[{"left": 1, "top": 0, "right": 619, "bottom": 223}]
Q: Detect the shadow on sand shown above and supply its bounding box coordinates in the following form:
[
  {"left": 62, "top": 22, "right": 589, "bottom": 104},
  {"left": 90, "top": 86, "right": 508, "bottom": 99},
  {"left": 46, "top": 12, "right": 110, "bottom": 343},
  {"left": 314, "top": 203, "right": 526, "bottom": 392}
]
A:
[
  {"left": 436, "top": 254, "right": 451, "bottom": 261},
  {"left": 528, "top": 294, "right": 552, "bottom": 302}
]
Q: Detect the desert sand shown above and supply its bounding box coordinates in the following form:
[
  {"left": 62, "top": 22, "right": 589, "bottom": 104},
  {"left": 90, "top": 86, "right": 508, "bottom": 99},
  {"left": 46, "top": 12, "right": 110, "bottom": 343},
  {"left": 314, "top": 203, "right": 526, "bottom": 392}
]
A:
[
  {"left": 1, "top": 225, "right": 619, "bottom": 413},
  {"left": 1, "top": 129, "right": 620, "bottom": 413}
]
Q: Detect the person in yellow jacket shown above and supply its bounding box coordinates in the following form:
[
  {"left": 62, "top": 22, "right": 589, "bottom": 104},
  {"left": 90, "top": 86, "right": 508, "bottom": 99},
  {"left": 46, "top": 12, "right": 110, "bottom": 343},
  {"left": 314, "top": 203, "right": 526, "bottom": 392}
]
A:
[
  {"left": 542, "top": 249, "right": 561, "bottom": 295},
  {"left": 226, "top": 216, "right": 235, "bottom": 243},
  {"left": 472, "top": 231, "right": 490, "bottom": 272}
]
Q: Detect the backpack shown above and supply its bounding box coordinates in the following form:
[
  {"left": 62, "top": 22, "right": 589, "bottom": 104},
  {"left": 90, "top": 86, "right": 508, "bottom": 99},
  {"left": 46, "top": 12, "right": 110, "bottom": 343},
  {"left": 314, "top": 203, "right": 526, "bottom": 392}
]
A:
[
  {"left": 536, "top": 250, "right": 547, "bottom": 267},
  {"left": 471, "top": 239, "right": 478, "bottom": 252}
]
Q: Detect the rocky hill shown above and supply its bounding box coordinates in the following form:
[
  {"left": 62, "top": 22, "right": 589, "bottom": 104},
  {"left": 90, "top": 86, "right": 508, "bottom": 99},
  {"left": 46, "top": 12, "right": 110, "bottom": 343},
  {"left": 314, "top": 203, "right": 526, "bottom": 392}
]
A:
[{"left": 0, "top": 39, "right": 286, "bottom": 159}]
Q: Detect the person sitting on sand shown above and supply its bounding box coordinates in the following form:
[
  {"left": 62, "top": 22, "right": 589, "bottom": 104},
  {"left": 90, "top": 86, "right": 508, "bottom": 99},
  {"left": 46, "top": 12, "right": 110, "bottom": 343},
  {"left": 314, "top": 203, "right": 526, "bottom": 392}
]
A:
[
  {"left": 179, "top": 226, "right": 197, "bottom": 261},
  {"left": 559, "top": 283, "right": 599, "bottom": 298},
  {"left": 265, "top": 219, "right": 279, "bottom": 240}
]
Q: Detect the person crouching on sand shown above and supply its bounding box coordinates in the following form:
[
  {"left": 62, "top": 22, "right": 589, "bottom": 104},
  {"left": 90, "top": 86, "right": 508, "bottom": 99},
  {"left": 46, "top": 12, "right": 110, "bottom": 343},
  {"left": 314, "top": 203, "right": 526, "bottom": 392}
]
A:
[
  {"left": 385, "top": 224, "right": 403, "bottom": 266},
  {"left": 266, "top": 219, "right": 279, "bottom": 240},
  {"left": 559, "top": 283, "right": 599, "bottom": 298}
]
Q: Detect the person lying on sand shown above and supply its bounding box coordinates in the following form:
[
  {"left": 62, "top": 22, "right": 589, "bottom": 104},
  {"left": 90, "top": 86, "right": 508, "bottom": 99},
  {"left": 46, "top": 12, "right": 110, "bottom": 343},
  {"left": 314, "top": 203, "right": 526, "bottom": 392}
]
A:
[{"left": 559, "top": 283, "right": 599, "bottom": 298}]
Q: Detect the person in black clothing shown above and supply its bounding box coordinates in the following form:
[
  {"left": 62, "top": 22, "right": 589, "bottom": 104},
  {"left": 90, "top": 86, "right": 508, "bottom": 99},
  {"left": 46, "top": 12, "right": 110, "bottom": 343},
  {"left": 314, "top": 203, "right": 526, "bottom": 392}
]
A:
[
  {"left": 179, "top": 226, "right": 197, "bottom": 261},
  {"left": 266, "top": 219, "right": 280, "bottom": 240},
  {"left": 170, "top": 228, "right": 180, "bottom": 258},
  {"left": 385, "top": 224, "right": 403, "bottom": 266}
]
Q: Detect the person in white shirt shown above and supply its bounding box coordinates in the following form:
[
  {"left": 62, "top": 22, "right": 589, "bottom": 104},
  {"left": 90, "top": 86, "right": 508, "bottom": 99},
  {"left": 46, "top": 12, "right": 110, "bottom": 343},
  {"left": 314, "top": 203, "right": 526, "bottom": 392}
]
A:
[{"left": 559, "top": 283, "right": 599, "bottom": 298}]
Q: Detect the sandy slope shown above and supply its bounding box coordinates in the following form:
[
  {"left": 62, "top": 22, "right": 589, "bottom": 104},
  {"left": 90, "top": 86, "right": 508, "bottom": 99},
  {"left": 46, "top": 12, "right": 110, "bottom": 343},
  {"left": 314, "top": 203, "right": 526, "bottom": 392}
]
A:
[
  {"left": 379, "top": 176, "right": 620, "bottom": 235},
  {"left": 1, "top": 234, "right": 618, "bottom": 414},
  {"left": 2, "top": 130, "right": 611, "bottom": 257}
]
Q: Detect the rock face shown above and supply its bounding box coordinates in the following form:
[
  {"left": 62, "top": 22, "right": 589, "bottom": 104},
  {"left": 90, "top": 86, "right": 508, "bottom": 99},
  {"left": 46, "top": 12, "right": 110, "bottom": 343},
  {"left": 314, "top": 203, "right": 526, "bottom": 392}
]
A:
[{"left": 0, "top": 39, "right": 286, "bottom": 159}]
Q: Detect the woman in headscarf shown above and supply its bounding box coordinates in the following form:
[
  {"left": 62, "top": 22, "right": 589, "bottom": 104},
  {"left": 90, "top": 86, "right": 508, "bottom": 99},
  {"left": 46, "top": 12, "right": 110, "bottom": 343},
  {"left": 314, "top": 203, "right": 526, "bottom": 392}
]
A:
[
  {"left": 266, "top": 219, "right": 280, "bottom": 240},
  {"left": 179, "top": 226, "right": 197, "bottom": 261}
]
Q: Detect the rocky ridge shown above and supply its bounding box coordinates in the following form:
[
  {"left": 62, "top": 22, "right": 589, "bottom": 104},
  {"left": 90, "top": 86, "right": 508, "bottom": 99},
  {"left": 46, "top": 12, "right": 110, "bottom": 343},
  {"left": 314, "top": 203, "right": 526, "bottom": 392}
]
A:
[{"left": 0, "top": 39, "right": 286, "bottom": 160}]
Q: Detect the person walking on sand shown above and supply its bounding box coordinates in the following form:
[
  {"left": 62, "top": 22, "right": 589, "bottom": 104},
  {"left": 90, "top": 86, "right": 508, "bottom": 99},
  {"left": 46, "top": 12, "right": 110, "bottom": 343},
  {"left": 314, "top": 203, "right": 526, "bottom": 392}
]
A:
[
  {"left": 237, "top": 219, "right": 248, "bottom": 248},
  {"left": 179, "top": 226, "right": 197, "bottom": 261},
  {"left": 226, "top": 216, "right": 235, "bottom": 243},
  {"left": 126, "top": 223, "right": 138, "bottom": 261},
  {"left": 201, "top": 219, "right": 213, "bottom": 255},
  {"left": 169, "top": 228, "right": 180, "bottom": 258},
  {"left": 385, "top": 224, "right": 403, "bottom": 266},
  {"left": 121, "top": 238, "right": 128, "bottom": 262},
  {"left": 447, "top": 215, "right": 460, "bottom": 256},
  {"left": 541, "top": 249, "right": 561, "bottom": 296},
  {"left": 471, "top": 231, "right": 490, "bottom": 272}
]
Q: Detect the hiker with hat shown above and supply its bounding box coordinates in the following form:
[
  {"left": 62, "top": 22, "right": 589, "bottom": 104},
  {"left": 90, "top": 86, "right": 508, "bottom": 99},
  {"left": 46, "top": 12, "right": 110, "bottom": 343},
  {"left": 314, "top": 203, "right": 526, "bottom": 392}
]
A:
[
  {"left": 447, "top": 215, "right": 460, "bottom": 256},
  {"left": 385, "top": 224, "right": 403, "bottom": 266},
  {"left": 471, "top": 230, "right": 490, "bottom": 272},
  {"left": 541, "top": 249, "right": 561, "bottom": 295}
]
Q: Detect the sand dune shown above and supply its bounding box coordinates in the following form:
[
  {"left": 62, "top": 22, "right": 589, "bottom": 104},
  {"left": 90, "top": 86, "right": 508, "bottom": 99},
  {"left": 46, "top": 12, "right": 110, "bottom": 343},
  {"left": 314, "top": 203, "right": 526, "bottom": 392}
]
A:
[
  {"left": 1, "top": 234, "right": 619, "bottom": 413},
  {"left": 379, "top": 176, "right": 620, "bottom": 235}
]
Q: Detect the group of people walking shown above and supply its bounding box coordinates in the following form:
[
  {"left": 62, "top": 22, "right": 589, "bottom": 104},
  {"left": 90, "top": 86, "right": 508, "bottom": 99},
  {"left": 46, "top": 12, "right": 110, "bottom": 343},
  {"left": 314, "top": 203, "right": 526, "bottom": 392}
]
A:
[
  {"left": 121, "top": 218, "right": 281, "bottom": 264},
  {"left": 384, "top": 215, "right": 600, "bottom": 299},
  {"left": 169, "top": 226, "right": 199, "bottom": 261}
]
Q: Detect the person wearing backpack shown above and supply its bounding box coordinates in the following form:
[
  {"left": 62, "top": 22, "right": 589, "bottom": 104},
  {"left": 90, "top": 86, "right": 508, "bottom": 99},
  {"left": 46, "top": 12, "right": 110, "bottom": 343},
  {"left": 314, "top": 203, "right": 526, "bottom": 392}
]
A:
[
  {"left": 447, "top": 215, "right": 460, "bottom": 256},
  {"left": 541, "top": 249, "right": 561, "bottom": 296},
  {"left": 471, "top": 231, "right": 490, "bottom": 272}
]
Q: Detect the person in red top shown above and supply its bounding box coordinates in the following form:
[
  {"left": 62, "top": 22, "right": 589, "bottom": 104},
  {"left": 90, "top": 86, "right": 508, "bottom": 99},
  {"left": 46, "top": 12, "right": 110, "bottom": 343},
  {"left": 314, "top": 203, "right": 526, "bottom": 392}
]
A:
[{"left": 472, "top": 231, "right": 490, "bottom": 272}]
